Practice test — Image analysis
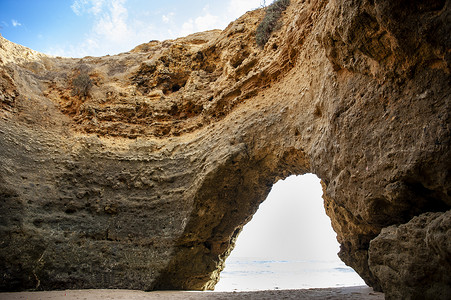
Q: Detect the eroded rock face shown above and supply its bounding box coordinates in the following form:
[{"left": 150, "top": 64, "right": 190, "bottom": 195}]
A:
[
  {"left": 0, "top": 0, "right": 449, "bottom": 298},
  {"left": 369, "top": 211, "right": 451, "bottom": 300}
]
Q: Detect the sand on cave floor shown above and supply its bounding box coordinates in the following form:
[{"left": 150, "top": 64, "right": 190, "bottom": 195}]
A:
[{"left": 0, "top": 286, "right": 384, "bottom": 300}]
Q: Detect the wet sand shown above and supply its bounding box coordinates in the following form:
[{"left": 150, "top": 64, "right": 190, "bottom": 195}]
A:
[{"left": 0, "top": 286, "right": 384, "bottom": 299}]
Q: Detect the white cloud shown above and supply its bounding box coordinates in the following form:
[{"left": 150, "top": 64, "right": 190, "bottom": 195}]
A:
[
  {"left": 180, "top": 6, "right": 223, "bottom": 37},
  {"left": 228, "top": 0, "right": 262, "bottom": 19},
  {"left": 71, "top": 0, "right": 104, "bottom": 15},
  {"left": 71, "top": 0, "right": 126, "bottom": 40},
  {"left": 180, "top": 19, "right": 195, "bottom": 37},
  {"left": 195, "top": 12, "right": 219, "bottom": 32},
  {"left": 56, "top": 0, "right": 157, "bottom": 57},
  {"left": 162, "top": 12, "right": 175, "bottom": 24},
  {"left": 93, "top": 0, "right": 129, "bottom": 42},
  {"left": 71, "top": 0, "right": 87, "bottom": 15},
  {"left": 90, "top": 0, "right": 105, "bottom": 15},
  {"left": 11, "top": 19, "right": 22, "bottom": 27}
]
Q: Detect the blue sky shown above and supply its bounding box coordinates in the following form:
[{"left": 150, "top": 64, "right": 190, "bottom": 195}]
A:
[{"left": 0, "top": 0, "right": 264, "bottom": 57}]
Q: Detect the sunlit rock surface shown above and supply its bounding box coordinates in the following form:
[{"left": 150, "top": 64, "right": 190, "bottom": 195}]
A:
[{"left": 0, "top": 0, "right": 449, "bottom": 298}]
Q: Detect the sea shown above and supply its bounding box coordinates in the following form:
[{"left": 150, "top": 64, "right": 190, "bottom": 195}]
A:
[{"left": 214, "top": 257, "right": 366, "bottom": 292}]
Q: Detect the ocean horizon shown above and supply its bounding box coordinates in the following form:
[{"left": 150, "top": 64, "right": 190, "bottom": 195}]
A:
[{"left": 214, "top": 257, "right": 366, "bottom": 292}]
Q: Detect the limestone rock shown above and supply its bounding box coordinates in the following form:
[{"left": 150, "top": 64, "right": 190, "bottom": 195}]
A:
[
  {"left": 369, "top": 211, "right": 451, "bottom": 300},
  {"left": 0, "top": 0, "right": 450, "bottom": 298}
]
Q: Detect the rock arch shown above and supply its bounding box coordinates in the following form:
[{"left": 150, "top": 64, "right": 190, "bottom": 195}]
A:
[
  {"left": 153, "top": 146, "right": 311, "bottom": 290},
  {"left": 0, "top": 0, "right": 450, "bottom": 299}
]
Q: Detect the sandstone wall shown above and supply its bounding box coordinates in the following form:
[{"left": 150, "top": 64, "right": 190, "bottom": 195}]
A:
[{"left": 0, "top": 0, "right": 450, "bottom": 298}]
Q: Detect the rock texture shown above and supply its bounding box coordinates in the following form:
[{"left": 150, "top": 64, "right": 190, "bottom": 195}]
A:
[
  {"left": 0, "top": 0, "right": 450, "bottom": 299},
  {"left": 369, "top": 211, "right": 451, "bottom": 299}
]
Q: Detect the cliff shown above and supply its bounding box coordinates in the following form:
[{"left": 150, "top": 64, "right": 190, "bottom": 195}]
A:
[{"left": 0, "top": 0, "right": 450, "bottom": 299}]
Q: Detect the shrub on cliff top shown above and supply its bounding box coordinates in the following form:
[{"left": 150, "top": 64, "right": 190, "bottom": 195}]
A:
[
  {"left": 71, "top": 73, "right": 92, "bottom": 98},
  {"left": 256, "top": 0, "right": 290, "bottom": 48}
]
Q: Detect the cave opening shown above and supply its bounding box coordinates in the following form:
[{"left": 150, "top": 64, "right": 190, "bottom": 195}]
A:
[{"left": 214, "top": 174, "right": 365, "bottom": 291}]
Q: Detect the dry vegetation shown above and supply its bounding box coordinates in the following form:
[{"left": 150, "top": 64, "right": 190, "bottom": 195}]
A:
[{"left": 256, "top": 0, "right": 290, "bottom": 47}]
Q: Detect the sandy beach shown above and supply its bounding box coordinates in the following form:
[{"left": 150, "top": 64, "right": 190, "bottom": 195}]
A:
[{"left": 0, "top": 286, "right": 383, "bottom": 300}]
